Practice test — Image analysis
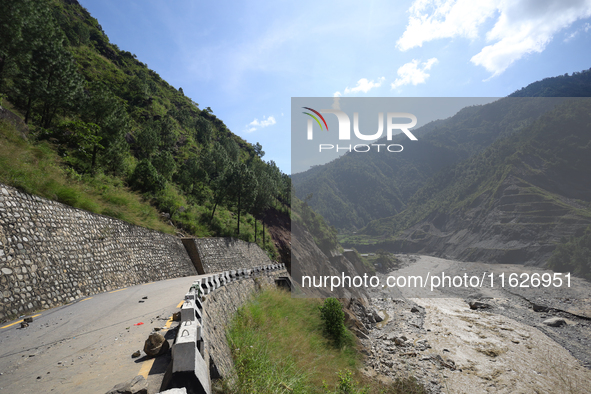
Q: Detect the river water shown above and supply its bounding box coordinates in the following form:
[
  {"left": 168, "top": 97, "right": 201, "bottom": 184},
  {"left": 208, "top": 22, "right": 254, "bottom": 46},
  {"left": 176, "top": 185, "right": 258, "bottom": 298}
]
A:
[{"left": 362, "top": 255, "right": 591, "bottom": 394}]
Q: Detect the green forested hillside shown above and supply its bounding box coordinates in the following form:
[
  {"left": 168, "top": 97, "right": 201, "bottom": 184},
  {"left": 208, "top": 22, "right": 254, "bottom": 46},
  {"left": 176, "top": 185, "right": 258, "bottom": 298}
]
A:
[
  {"left": 0, "top": 0, "right": 290, "bottom": 256},
  {"left": 510, "top": 69, "right": 591, "bottom": 97}
]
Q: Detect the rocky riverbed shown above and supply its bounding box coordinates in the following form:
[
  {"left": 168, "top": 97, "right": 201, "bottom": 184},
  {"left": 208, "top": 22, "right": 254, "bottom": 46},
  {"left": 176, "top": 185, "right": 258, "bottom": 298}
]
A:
[{"left": 358, "top": 255, "right": 591, "bottom": 394}]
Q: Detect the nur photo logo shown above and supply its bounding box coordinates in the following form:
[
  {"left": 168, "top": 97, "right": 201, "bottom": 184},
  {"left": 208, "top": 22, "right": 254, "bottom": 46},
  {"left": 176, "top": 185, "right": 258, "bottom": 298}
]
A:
[{"left": 302, "top": 107, "right": 418, "bottom": 153}]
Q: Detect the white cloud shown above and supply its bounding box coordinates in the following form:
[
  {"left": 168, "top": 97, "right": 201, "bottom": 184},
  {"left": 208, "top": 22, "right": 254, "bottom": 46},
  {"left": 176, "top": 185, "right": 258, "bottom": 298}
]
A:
[
  {"left": 397, "top": 0, "right": 591, "bottom": 77},
  {"left": 564, "top": 22, "right": 591, "bottom": 42},
  {"left": 391, "top": 58, "right": 438, "bottom": 89},
  {"left": 565, "top": 31, "right": 579, "bottom": 42},
  {"left": 333, "top": 91, "right": 342, "bottom": 97},
  {"left": 247, "top": 115, "right": 276, "bottom": 132},
  {"left": 397, "top": 0, "right": 498, "bottom": 51},
  {"left": 343, "top": 77, "right": 385, "bottom": 94}
]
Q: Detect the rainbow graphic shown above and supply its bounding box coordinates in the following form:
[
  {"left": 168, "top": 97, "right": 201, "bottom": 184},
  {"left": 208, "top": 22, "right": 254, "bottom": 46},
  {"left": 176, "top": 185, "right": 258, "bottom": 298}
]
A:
[{"left": 302, "top": 107, "right": 329, "bottom": 131}]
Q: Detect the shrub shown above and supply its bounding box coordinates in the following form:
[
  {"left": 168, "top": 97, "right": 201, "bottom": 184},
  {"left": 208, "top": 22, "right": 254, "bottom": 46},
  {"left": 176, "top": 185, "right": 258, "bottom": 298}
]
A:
[
  {"left": 129, "top": 159, "right": 164, "bottom": 194},
  {"left": 323, "top": 369, "right": 369, "bottom": 394},
  {"left": 319, "top": 298, "right": 346, "bottom": 346}
]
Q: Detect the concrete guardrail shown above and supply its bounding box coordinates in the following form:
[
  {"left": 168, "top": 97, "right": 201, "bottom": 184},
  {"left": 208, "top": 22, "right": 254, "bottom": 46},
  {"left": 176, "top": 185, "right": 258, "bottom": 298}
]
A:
[{"left": 167, "top": 263, "right": 286, "bottom": 394}]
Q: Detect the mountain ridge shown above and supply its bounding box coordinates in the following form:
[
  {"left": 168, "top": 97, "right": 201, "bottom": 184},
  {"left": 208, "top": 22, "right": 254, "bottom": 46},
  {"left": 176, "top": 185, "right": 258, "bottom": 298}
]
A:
[
  {"left": 292, "top": 94, "right": 580, "bottom": 230},
  {"left": 292, "top": 70, "right": 591, "bottom": 268},
  {"left": 354, "top": 97, "right": 591, "bottom": 266}
]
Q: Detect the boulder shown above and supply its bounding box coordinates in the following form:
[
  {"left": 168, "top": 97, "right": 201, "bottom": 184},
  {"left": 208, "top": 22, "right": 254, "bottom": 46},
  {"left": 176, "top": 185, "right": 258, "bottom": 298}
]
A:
[
  {"left": 144, "top": 332, "right": 170, "bottom": 357},
  {"left": 532, "top": 303, "right": 549, "bottom": 312},
  {"left": 106, "top": 376, "right": 148, "bottom": 394},
  {"left": 433, "top": 355, "right": 456, "bottom": 370},
  {"left": 415, "top": 339, "right": 431, "bottom": 350},
  {"left": 386, "top": 332, "right": 398, "bottom": 341},
  {"left": 372, "top": 310, "right": 384, "bottom": 323},
  {"left": 543, "top": 317, "right": 566, "bottom": 327},
  {"left": 469, "top": 301, "right": 491, "bottom": 310},
  {"left": 381, "top": 359, "right": 394, "bottom": 368},
  {"left": 129, "top": 376, "right": 148, "bottom": 394}
]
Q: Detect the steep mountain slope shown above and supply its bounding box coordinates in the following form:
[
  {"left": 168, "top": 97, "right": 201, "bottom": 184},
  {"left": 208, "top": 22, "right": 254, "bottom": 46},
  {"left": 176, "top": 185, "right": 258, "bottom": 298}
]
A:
[
  {"left": 358, "top": 98, "right": 591, "bottom": 265},
  {"left": 292, "top": 91, "right": 591, "bottom": 230},
  {"left": 0, "top": 0, "right": 291, "bottom": 254},
  {"left": 290, "top": 197, "right": 370, "bottom": 297},
  {"left": 292, "top": 70, "right": 591, "bottom": 268}
]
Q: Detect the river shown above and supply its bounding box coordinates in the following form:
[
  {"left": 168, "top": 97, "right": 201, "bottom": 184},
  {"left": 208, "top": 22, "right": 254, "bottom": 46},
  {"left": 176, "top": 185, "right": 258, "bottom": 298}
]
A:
[{"left": 361, "top": 254, "right": 591, "bottom": 393}]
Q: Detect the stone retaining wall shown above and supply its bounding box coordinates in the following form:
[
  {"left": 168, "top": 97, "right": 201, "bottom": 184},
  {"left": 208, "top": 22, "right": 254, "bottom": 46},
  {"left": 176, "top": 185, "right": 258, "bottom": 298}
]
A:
[
  {"left": 185, "top": 237, "right": 272, "bottom": 274},
  {"left": 0, "top": 183, "right": 197, "bottom": 321}
]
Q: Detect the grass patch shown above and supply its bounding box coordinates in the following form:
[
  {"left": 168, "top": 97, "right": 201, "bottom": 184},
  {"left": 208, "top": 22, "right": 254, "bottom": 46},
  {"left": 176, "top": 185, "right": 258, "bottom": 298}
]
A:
[
  {"left": 0, "top": 118, "right": 279, "bottom": 257},
  {"left": 222, "top": 287, "right": 426, "bottom": 394},
  {"left": 0, "top": 119, "right": 173, "bottom": 233}
]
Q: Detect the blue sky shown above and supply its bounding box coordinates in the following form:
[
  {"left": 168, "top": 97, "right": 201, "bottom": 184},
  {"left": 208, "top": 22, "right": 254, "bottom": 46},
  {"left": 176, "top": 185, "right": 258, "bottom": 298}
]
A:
[{"left": 79, "top": 0, "right": 591, "bottom": 174}]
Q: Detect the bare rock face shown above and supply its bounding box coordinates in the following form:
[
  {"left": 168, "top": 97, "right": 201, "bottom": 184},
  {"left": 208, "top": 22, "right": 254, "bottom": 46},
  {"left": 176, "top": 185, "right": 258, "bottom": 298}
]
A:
[
  {"left": 290, "top": 222, "right": 367, "bottom": 298},
  {"left": 143, "top": 332, "right": 170, "bottom": 357},
  {"left": 344, "top": 305, "right": 370, "bottom": 339}
]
